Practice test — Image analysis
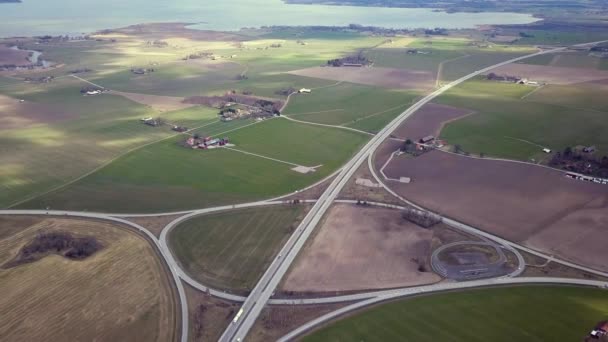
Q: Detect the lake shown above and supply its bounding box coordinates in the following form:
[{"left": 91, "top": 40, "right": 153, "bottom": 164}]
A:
[{"left": 0, "top": 0, "right": 538, "bottom": 38}]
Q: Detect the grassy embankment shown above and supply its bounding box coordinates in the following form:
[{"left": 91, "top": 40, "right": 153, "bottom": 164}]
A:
[{"left": 304, "top": 286, "right": 608, "bottom": 342}]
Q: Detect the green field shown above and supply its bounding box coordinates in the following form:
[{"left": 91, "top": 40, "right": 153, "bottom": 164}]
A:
[
  {"left": 519, "top": 51, "right": 601, "bottom": 69},
  {"left": 436, "top": 78, "right": 608, "bottom": 160},
  {"left": 284, "top": 82, "right": 417, "bottom": 131},
  {"left": 18, "top": 118, "right": 368, "bottom": 212},
  {"left": 364, "top": 37, "right": 534, "bottom": 82},
  {"left": 0, "top": 75, "right": 219, "bottom": 208},
  {"left": 170, "top": 205, "right": 308, "bottom": 292},
  {"left": 1, "top": 29, "right": 381, "bottom": 209},
  {"left": 304, "top": 286, "right": 608, "bottom": 342}
]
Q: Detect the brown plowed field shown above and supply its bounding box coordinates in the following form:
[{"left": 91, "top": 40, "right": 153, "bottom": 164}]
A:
[
  {"left": 282, "top": 204, "right": 440, "bottom": 292},
  {"left": 488, "top": 63, "right": 608, "bottom": 85},
  {"left": 0, "top": 94, "right": 76, "bottom": 129},
  {"left": 287, "top": 66, "right": 435, "bottom": 91},
  {"left": 381, "top": 150, "right": 608, "bottom": 272},
  {"left": 376, "top": 102, "right": 472, "bottom": 169},
  {"left": 391, "top": 102, "right": 473, "bottom": 141},
  {"left": 0, "top": 45, "right": 30, "bottom": 66},
  {"left": 0, "top": 216, "right": 178, "bottom": 342}
]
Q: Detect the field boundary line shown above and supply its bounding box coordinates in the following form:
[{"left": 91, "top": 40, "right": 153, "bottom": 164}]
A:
[
  {"left": 520, "top": 84, "right": 545, "bottom": 100},
  {"left": 223, "top": 147, "right": 302, "bottom": 168},
  {"left": 503, "top": 135, "right": 547, "bottom": 149},
  {"left": 310, "top": 80, "right": 344, "bottom": 90},
  {"left": 287, "top": 108, "right": 346, "bottom": 116},
  {"left": 70, "top": 74, "right": 107, "bottom": 89},
  {"left": 281, "top": 116, "right": 374, "bottom": 136},
  {"left": 341, "top": 102, "right": 412, "bottom": 126},
  {"left": 434, "top": 148, "right": 579, "bottom": 175},
  {"left": 4, "top": 119, "right": 220, "bottom": 209},
  {"left": 436, "top": 53, "right": 471, "bottom": 87}
]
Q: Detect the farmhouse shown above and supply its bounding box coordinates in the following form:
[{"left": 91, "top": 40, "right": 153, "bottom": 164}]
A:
[
  {"left": 419, "top": 135, "right": 435, "bottom": 144},
  {"left": 131, "top": 67, "right": 154, "bottom": 75},
  {"left": 80, "top": 86, "right": 106, "bottom": 95},
  {"left": 406, "top": 49, "right": 429, "bottom": 55},
  {"left": 299, "top": 88, "right": 311, "bottom": 94},
  {"left": 518, "top": 78, "right": 541, "bottom": 86},
  {"left": 583, "top": 146, "right": 597, "bottom": 153},
  {"left": 185, "top": 136, "right": 230, "bottom": 150},
  {"left": 172, "top": 125, "right": 188, "bottom": 132},
  {"left": 588, "top": 321, "right": 608, "bottom": 340},
  {"left": 140, "top": 117, "right": 159, "bottom": 127}
]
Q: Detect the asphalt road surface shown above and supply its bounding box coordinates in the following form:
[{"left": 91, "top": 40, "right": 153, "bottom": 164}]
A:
[{"left": 219, "top": 45, "right": 571, "bottom": 342}]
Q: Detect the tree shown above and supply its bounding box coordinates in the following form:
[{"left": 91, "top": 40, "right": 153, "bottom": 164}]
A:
[
  {"left": 563, "top": 146, "right": 573, "bottom": 157},
  {"left": 453, "top": 144, "right": 463, "bottom": 154},
  {"left": 401, "top": 138, "right": 414, "bottom": 152}
]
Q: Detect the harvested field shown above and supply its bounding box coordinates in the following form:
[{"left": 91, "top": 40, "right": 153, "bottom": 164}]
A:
[
  {"left": 287, "top": 66, "right": 435, "bottom": 91},
  {"left": 390, "top": 102, "right": 473, "bottom": 141},
  {"left": 0, "top": 216, "right": 177, "bottom": 342},
  {"left": 381, "top": 150, "right": 608, "bottom": 272},
  {"left": 282, "top": 204, "right": 440, "bottom": 292},
  {"left": 111, "top": 91, "right": 194, "bottom": 112},
  {"left": 0, "top": 45, "right": 31, "bottom": 66},
  {"left": 249, "top": 303, "right": 350, "bottom": 342},
  {"left": 338, "top": 161, "right": 402, "bottom": 205},
  {"left": 488, "top": 63, "right": 608, "bottom": 85},
  {"left": 0, "top": 94, "right": 76, "bottom": 129}
]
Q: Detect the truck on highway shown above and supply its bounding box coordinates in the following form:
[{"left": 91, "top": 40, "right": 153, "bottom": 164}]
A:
[{"left": 232, "top": 308, "right": 244, "bottom": 324}]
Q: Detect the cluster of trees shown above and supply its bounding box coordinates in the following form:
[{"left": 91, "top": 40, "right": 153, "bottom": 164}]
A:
[
  {"left": 400, "top": 139, "right": 415, "bottom": 153},
  {"left": 146, "top": 40, "right": 168, "bottom": 47},
  {"left": 4, "top": 231, "right": 102, "bottom": 268},
  {"left": 327, "top": 53, "right": 371, "bottom": 67},
  {"left": 424, "top": 28, "right": 448, "bottom": 35},
  {"left": 193, "top": 304, "right": 207, "bottom": 339},
  {"left": 275, "top": 87, "right": 297, "bottom": 96},
  {"left": 402, "top": 207, "right": 441, "bottom": 228},
  {"left": 549, "top": 146, "right": 608, "bottom": 177}
]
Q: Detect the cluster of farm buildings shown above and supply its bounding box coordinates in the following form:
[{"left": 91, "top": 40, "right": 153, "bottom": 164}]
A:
[
  {"left": 185, "top": 136, "right": 231, "bottom": 150},
  {"left": 588, "top": 321, "right": 608, "bottom": 341},
  {"left": 486, "top": 72, "right": 542, "bottom": 86}
]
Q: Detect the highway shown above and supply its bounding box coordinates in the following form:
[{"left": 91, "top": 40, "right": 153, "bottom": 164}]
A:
[
  {"left": 218, "top": 45, "right": 570, "bottom": 342},
  {"left": 278, "top": 276, "right": 608, "bottom": 341}
]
